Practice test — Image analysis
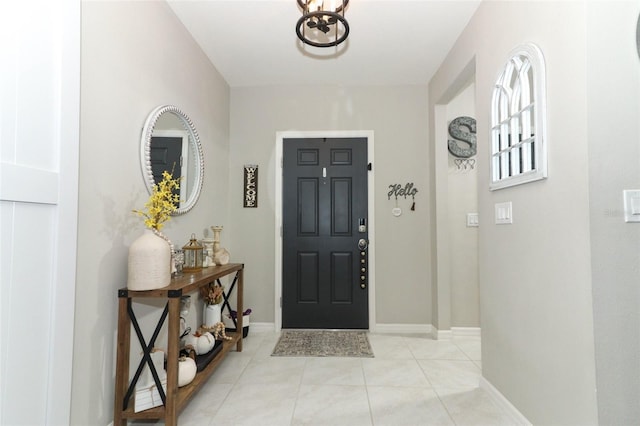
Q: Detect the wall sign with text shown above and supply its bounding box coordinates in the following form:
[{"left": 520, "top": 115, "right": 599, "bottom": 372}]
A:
[{"left": 243, "top": 165, "right": 258, "bottom": 208}]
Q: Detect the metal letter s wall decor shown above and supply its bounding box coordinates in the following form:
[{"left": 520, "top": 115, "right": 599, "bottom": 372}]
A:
[
  {"left": 243, "top": 165, "right": 258, "bottom": 208},
  {"left": 447, "top": 116, "right": 477, "bottom": 158}
]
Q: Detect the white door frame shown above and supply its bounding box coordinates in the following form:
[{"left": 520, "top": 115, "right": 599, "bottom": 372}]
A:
[
  {"left": 274, "top": 130, "right": 376, "bottom": 332},
  {"left": 433, "top": 58, "right": 478, "bottom": 337},
  {"left": 0, "top": 0, "right": 79, "bottom": 423}
]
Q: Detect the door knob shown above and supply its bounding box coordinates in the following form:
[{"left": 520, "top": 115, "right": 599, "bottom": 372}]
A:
[{"left": 358, "top": 239, "right": 368, "bottom": 250}]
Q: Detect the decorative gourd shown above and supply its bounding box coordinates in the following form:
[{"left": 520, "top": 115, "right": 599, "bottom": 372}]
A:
[
  {"left": 183, "top": 332, "right": 215, "bottom": 355},
  {"left": 177, "top": 356, "right": 197, "bottom": 387},
  {"left": 196, "top": 332, "right": 215, "bottom": 354}
]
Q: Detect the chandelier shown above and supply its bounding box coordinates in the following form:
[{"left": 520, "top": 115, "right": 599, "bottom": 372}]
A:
[{"left": 296, "top": 0, "right": 350, "bottom": 48}]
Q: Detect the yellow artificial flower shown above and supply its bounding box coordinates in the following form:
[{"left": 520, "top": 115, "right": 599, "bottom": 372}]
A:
[{"left": 133, "top": 171, "right": 181, "bottom": 231}]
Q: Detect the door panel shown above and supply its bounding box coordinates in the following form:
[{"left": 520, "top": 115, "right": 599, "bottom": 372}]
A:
[
  {"left": 150, "top": 136, "right": 183, "bottom": 183},
  {"left": 332, "top": 178, "right": 352, "bottom": 235},
  {"left": 298, "top": 252, "right": 319, "bottom": 302},
  {"left": 282, "top": 137, "right": 368, "bottom": 329},
  {"left": 331, "top": 252, "right": 353, "bottom": 303},
  {"left": 298, "top": 179, "right": 319, "bottom": 235}
]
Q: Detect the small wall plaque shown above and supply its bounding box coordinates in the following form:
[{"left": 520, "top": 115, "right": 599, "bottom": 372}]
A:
[{"left": 243, "top": 165, "right": 258, "bottom": 208}]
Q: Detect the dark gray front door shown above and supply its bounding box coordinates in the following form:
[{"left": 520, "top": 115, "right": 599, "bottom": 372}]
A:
[
  {"left": 150, "top": 135, "right": 182, "bottom": 198},
  {"left": 282, "top": 137, "right": 369, "bottom": 329}
]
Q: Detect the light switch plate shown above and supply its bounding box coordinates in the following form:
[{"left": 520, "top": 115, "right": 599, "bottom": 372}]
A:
[
  {"left": 495, "top": 202, "right": 513, "bottom": 225},
  {"left": 467, "top": 213, "right": 479, "bottom": 227},
  {"left": 623, "top": 190, "right": 640, "bottom": 223}
]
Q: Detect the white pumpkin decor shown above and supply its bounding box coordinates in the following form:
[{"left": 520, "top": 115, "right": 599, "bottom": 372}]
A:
[
  {"left": 183, "top": 332, "right": 215, "bottom": 355},
  {"left": 177, "top": 356, "right": 197, "bottom": 387}
]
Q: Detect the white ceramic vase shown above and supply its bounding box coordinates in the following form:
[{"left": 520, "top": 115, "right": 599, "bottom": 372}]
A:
[
  {"left": 128, "top": 229, "right": 171, "bottom": 291},
  {"left": 203, "top": 303, "right": 222, "bottom": 327}
]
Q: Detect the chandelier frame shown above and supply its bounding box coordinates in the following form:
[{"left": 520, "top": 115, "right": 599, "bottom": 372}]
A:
[{"left": 296, "top": 0, "right": 350, "bottom": 48}]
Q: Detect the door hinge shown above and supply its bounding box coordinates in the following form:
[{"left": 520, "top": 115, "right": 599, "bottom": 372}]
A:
[
  {"left": 367, "top": 162, "right": 372, "bottom": 171},
  {"left": 280, "top": 226, "right": 282, "bottom": 237},
  {"left": 280, "top": 296, "right": 282, "bottom": 308}
]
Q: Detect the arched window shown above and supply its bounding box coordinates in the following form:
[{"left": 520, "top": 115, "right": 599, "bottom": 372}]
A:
[{"left": 490, "top": 43, "right": 547, "bottom": 190}]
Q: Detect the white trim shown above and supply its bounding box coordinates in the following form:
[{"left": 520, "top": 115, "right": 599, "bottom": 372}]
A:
[
  {"left": 373, "top": 323, "right": 433, "bottom": 335},
  {"left": 434, "top": 105, "right": 452, "bottom": 333},
  {"left": 275, "top": 130, "right": 376, "bottom": 332},
  {"left": 490, "top": 42, "right": 548, "bottom": 191},
  {"left": 452, "top": 327, "right": 481, "bottom": 338},
  {"left": 0, "top": 1, "right": 80, "bottom": 423},
  {"left": 245, "top": 322, "right": 277, "bottom": 333},
  {"left": 0, "top": 163, "right": 59, "bottom": 204},
  {"left": 480, "top": 377, "right": 532, "bottom": 426},
  {"left": 434, "top": 327, "right": 453, "bottom": 340},
  {"left": 245, "top": 323, "right": 438, "bottom": 335},
  {"left": 432, "top": 327, "right": 481, "bottom": 339}
]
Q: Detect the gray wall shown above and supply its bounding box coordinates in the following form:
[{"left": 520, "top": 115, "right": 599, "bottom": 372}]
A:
[
  {"left": 430, "top": 1, "right": 599, "bottom": 424},
  {"left": 74, "top": 2, "right": 230, "bottom": 424},
  {"left": 446, "top": 83, "right": 479, "bottom": 327},
  {"left": 72, "top": 1, "right": 640, "bottom": 424},
  {"left": 227, "top": 85, "right": 431, "bottom": 328},
  {"left": 587, "top": 2, "right": 640, "bottom": 424}
]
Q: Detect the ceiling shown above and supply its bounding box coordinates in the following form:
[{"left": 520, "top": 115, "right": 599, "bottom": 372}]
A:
[{"left": 167, "top": 0, "right": 481, "bottom": 87}]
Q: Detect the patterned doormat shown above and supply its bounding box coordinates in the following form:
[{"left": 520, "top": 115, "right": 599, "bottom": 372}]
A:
[{"left": 271, "top": 329, "right": 374, "bottom": 358}]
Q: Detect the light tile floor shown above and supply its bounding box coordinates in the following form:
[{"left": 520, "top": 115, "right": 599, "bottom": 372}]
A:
[{"left": 135, "top": 330, "right": 517, "bottom": 425}]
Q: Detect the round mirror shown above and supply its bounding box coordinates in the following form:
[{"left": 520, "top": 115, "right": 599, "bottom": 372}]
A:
[{"left": 140, "top": 105, "right": 204, "bottom": 215}]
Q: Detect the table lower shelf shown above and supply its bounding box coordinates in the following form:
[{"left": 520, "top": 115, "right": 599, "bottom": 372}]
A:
[{"left": 118, "top": 332, "right": 242, "bottom": 420}]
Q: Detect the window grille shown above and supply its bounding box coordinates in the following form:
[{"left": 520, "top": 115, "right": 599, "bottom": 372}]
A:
[{"left": 490, "top": 43, "right": 547, "bottom": 190}]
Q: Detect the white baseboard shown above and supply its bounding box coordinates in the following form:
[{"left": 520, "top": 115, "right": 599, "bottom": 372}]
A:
[
  {"left": 431, "top": 326, "right": 481, "bottom": 339},
  {"left": 372, "top": 323, "right": 433, "bottom": 334},
  {"left": 248, "top": 322, "right": 277, "bottom": 333},
  {"left": 480, "top": 377, "right": 532, "bottom": 426},
  {"left": 248, "top": 323, "right": 433, "bottom": 334},
  {"left": 434, "top": 328, "right": 452, "bottom": 340},
  {"left": 452, "top": 327, "right": 481, "bottom": 337},
  {"left": 248, "top": 323, "right": 480, "bottom": 340}
]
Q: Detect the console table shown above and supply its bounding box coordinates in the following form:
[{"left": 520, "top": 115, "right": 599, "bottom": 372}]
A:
[{"left": 113, "top": 263, "right": 244, "bottom": 426}]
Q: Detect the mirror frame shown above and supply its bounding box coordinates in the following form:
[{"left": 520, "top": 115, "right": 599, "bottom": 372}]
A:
[{"left": 140, "top": 105, "right": 204, "bottom": 215}]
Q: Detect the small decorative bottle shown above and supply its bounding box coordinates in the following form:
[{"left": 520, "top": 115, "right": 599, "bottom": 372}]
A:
[{"left": 201, "top": 238, "right": 215, "bottom": 267}]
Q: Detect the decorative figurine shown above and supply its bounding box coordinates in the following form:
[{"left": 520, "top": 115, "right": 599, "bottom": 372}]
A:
[{"left": 210, "top": 225, "right": 230, "bottom": 265}]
